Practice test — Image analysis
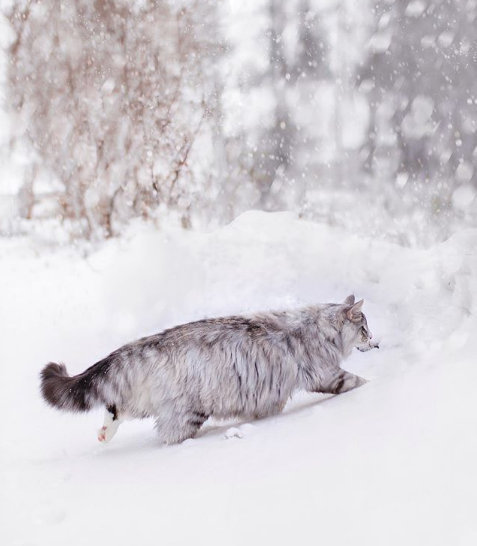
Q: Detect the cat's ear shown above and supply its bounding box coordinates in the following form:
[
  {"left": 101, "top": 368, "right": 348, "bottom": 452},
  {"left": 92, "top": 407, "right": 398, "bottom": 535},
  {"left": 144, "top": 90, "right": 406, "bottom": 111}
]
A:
[
  {"left": 343, "top": 294, "right": 355, "bottom": 305},
  {"left": 346, "top": 299, "right": 364, "bottom": 321}
]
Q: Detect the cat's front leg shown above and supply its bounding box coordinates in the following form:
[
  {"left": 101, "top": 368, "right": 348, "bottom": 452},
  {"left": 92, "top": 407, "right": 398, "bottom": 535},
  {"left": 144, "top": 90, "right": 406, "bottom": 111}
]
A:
[{"left": 316, "top": 370, "right": 367, "bottom": 395}]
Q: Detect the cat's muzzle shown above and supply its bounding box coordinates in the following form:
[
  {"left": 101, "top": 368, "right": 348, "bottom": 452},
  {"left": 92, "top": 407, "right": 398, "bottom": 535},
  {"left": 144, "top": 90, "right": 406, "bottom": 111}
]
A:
[{"left": 356, "top": 340, "right": 379, "bottom": 352}]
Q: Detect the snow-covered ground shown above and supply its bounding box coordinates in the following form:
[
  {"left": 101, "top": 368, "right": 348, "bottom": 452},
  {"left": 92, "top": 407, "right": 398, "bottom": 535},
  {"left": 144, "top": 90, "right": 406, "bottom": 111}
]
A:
[{"left": 1, "top": 211, "right": 476, "bottom": 546}]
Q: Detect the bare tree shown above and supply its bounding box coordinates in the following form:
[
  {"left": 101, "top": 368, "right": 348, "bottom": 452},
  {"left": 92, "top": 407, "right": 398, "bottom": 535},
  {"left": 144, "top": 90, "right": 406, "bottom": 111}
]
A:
[
  {"left": 6, "top": 0, "right": 221, "bottom": 238},
  {"left": 358, "top": 0, "right": 477, "bottom": 192},
  {"left": 251, "top": 0, "right": 329, "bottom": 208}
]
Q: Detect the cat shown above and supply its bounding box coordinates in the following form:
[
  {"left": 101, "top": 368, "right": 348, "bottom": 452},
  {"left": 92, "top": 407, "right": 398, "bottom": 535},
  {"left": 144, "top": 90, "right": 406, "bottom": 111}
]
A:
[{"left": 40, "top": 294, "right": 378, "bottom": 445}]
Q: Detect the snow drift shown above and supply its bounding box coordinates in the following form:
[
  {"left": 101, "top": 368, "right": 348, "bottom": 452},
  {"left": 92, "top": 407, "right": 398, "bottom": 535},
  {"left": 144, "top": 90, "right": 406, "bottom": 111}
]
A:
[{"left": 1, "top": 211, "right": 476, "bottom": 546}]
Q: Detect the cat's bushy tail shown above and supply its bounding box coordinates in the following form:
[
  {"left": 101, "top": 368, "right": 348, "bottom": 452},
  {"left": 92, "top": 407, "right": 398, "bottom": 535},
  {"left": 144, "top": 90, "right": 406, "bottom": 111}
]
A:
[{"left": 40, "top": 358, "right": 112, "bottom": 412}]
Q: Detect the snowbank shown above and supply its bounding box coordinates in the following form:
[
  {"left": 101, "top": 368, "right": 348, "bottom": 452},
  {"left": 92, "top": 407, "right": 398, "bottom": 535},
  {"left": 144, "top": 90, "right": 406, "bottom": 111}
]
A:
[{"left": 1, "top": 211, "right": 476, "bottom": 545}]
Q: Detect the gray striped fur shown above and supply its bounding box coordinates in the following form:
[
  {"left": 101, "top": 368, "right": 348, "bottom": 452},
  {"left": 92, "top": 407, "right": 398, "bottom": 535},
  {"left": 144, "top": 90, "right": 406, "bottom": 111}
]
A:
[{"left": 40, "top": 295, "right": 376, "bottom": 444}]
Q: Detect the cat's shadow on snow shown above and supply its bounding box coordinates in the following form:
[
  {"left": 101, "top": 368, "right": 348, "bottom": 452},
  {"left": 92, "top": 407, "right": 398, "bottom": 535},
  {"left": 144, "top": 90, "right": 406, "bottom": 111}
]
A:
[{"left": 198, "top": 392, "right": 334, "bottom": 439}]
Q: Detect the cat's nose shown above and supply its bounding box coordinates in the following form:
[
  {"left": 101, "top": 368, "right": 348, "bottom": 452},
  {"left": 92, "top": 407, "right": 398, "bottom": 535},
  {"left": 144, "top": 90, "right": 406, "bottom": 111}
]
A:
[{"left": 369, "top": 332, "right": 373, "bottom": 339}]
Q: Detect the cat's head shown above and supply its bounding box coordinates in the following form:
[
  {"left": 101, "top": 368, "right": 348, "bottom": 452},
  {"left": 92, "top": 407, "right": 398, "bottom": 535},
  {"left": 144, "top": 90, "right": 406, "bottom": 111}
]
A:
[{"left": 340, "top": 295, "right": 378, "bottom": 353}]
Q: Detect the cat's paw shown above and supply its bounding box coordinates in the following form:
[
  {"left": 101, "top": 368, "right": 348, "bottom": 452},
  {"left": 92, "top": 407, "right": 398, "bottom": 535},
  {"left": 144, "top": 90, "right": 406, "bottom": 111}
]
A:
[
  {"left": 97, "top": 426, "right": 108, "bottom": 443},
  {"left": 97, "top": 424, "right": 118, "bottom": 443},
  {"left": 97, "top": 415, "right": 121, "bottom": 443}
]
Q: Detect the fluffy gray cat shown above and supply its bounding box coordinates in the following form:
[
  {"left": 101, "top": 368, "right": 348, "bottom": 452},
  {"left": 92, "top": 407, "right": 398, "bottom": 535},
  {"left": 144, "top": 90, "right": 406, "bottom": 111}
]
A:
[{"left": 40, "top": 295, "right": 378, "bottom": 444}]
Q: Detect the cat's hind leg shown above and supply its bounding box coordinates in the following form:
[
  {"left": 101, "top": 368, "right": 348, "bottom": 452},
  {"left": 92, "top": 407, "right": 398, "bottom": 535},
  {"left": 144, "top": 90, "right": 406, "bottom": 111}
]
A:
[
  {"left": 154, "top": 408, "right": 209, "bottom": 445},
  {"left": 98, "top": 405, "right": 122, "bottom": 443}
]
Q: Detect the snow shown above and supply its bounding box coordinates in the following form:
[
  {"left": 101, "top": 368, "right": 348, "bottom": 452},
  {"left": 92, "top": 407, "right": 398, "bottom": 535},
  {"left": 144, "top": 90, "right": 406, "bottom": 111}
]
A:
[
  {"left": 452, "top": 184, "right": 476, "bottom": 211},
  {"left": 1, "top": 211, "right": 476, "bottom": 545},
  {"left": 402, "top": 96, "right": 434, "bottom": 140},
  {"left": 438, "top": 31, "right": 455, "bottom": 49},
  {"left": 367, "top": 31, "right": 392, "bottom": 53},
  {"left": 405, "top": 1, "right": 427, "bottom": 18},
  {"left": 455, "top": 163, "right": 474, "bottom": 184}
]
